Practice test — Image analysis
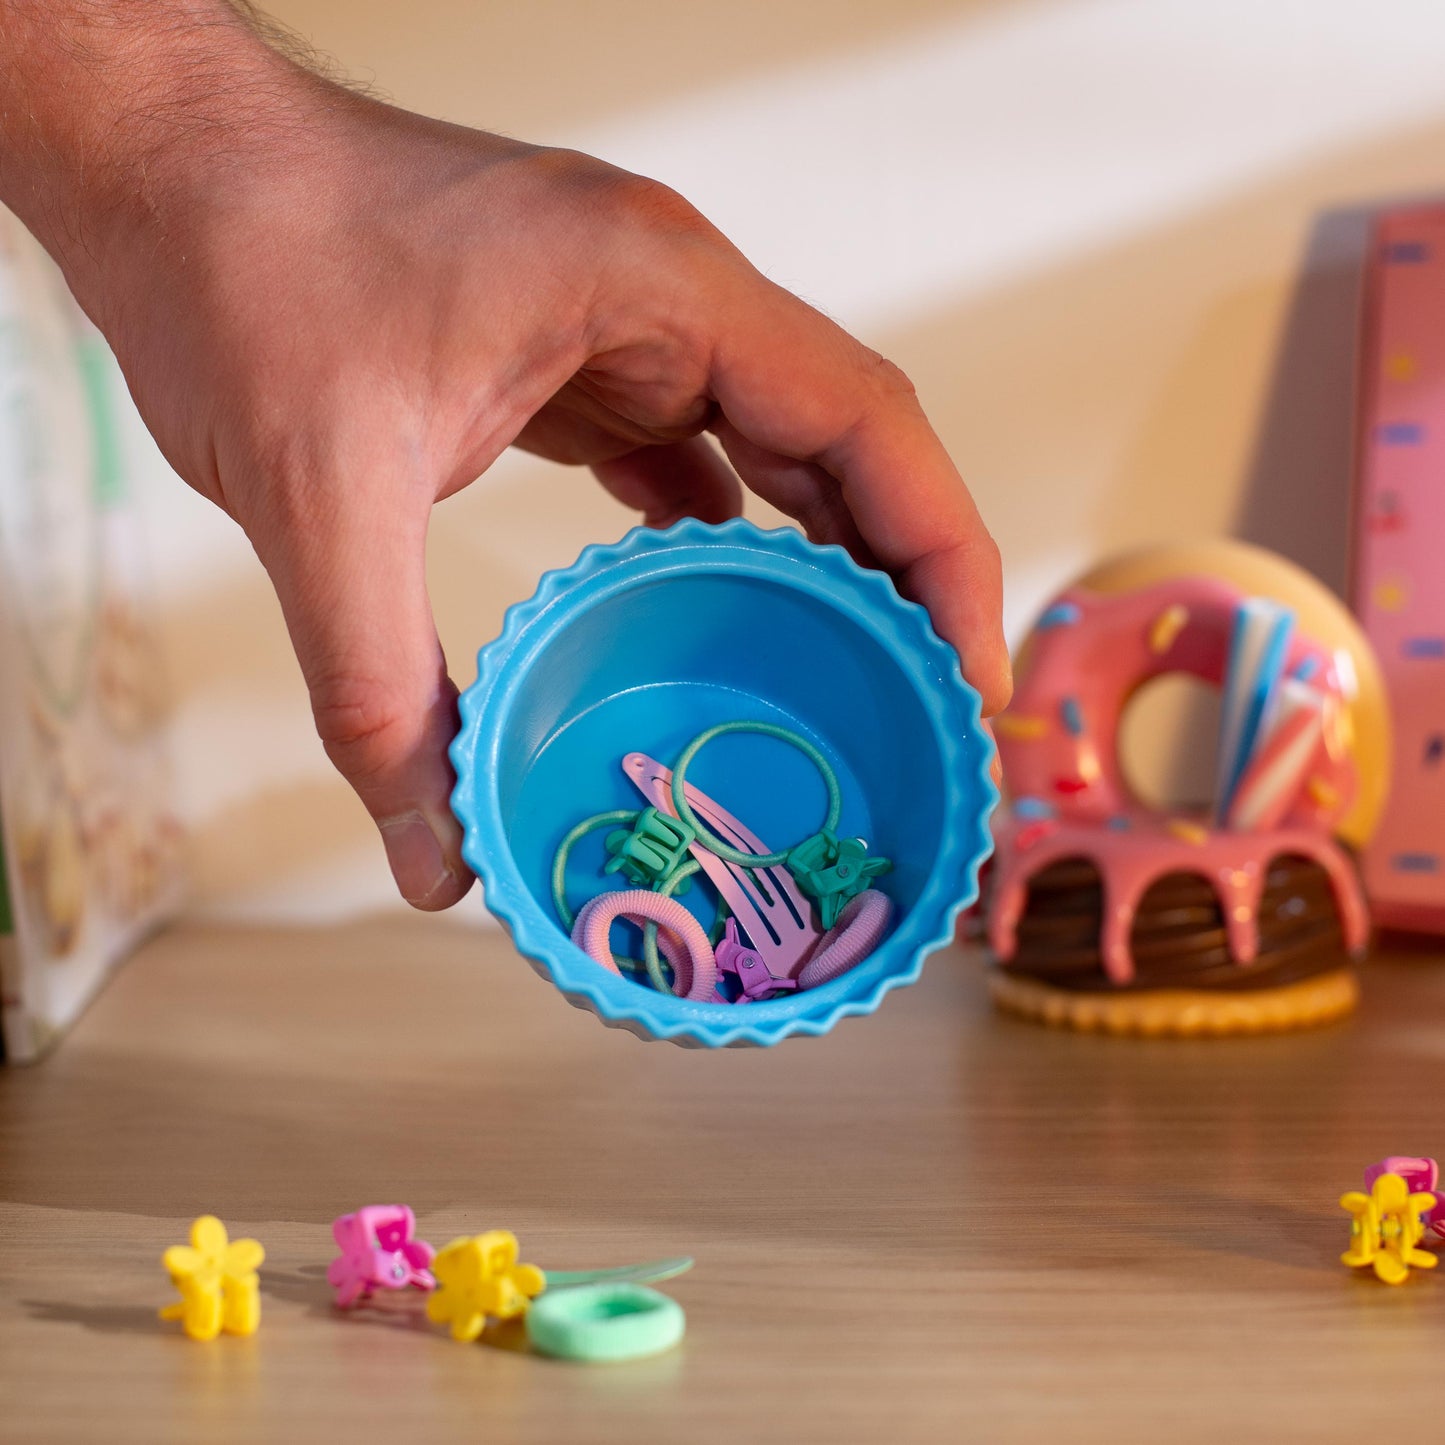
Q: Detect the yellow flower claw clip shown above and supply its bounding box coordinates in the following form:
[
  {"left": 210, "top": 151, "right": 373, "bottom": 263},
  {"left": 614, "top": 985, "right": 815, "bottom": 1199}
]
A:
[
  {"left": 426, "top": 1230, "right": 546, "bottom": 1342},
  {"left": 1340, "top": 1173, "right": 1438, "bottom": 1285},
  {"left": 159, "top": 1215, "right": 266, "bottom": 1339}
]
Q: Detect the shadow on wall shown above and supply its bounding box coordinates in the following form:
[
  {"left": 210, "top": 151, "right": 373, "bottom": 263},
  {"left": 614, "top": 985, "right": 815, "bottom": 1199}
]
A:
[
  {"left": 1234, "top": 205, "right": 1372, "bottom": 598},
  {"left": 1139, "top": 204, "right": 1376, "bottom": 811},
  {"left": 1235, "top": 193, "right": 1445, "bottom": 599}
]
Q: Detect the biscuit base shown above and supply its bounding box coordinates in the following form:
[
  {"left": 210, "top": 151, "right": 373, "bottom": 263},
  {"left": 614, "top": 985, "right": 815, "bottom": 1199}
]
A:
[{"left": 987, "top": 967, "right": 1359, "bottom": 1037}]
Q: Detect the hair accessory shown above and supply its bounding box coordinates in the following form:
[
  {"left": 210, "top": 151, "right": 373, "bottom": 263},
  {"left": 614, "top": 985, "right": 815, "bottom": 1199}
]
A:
[
  {"left": 573, "top": 887, "right": 689, "bottom": 995},
  {"left": 786, "top": 830, "right": 893, "bottom": 929},
  {"left": 525, "top": 1282, "right": 685, "bottom": 1363},
  {"left": 1340, "top": 1172, "right": 1439, "bottom": 1284},
  {"left": 1364, "top": 1157, "right": 1445, "bottom": 1239},
  {"left": 552, "top": 809, "right": 673, "bottom": 982},
  {"left": 623, "top": 751, "right": 822, "bottom": 975},
  {"left": 798, "top": 889, "right": 895, "bottom": 990},
  {"left": 544, "top": 1257, "right": 694, "bottom": 1290},
  {"left": 637, "top": 859, "right": 717, "bottom": 993},
  {"left": 670, "top": 720, "right": 841, "bottom": 868},
  {"left": 159, "top": 1215, "right": 265, "bottom": 1341},
  {"left": 604, "top": 807, "right": 695, "bottom": 889},
  {"left": 551, "top": 810, "right": 638, "bottom": 932},
  {"left": 451, "top": 519, "right": 996, "bottom": 1048},
  {"left": 427, "top": 1231, "right": 547, "bottom": 1342},
  {"left": 327, "top": 1205, "right": 435, "bottom": 1308},
  {"left": 571, "top": 889, "right": 718, "bottom": 1001},
  {"left": 713, "top": 918, "right": 798, "bottom": 1003}
]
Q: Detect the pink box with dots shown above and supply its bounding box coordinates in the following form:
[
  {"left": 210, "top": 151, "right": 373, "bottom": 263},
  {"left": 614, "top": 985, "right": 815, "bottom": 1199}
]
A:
[{"left": 1352, "top": 206, "right": 1445, "bottom": 933}]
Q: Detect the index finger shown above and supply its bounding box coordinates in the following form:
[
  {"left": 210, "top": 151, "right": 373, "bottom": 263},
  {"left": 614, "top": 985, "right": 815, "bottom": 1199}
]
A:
[{"left": 704, "top": 276, "right": 1011, "bottom": 714}]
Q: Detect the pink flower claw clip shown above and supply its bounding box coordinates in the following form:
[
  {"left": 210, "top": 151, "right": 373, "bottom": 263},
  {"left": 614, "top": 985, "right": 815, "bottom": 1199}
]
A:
[
  {"left": 713, "top": 919, "right": 799, "bottom": 1004},
  {"left": 328, "top": 1205, "right": 436, "bottom": 1308},
  {"left": 1365, "top": 1158, "right": 1445, "bottom": 1239}
]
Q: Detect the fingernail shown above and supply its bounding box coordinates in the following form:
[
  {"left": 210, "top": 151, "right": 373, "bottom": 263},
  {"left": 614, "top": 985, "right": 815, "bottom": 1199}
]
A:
[{"left": 379, "top": 811, "right": 458, "bottom": 907}]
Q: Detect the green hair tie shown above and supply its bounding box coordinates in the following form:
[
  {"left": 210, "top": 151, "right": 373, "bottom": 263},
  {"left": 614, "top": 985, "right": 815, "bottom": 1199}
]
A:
[
  {"left": 551, "top": 810, "right": 639, "bottom": 932},
  {"left": 640, "top": 859, "right": 704, "bottom": 992},
  {"left": 526, "top": 1283, "right": 685, "bottom": 1363},
  {"left": 670, "top": 720, "right": 841, "bottom": 868}
]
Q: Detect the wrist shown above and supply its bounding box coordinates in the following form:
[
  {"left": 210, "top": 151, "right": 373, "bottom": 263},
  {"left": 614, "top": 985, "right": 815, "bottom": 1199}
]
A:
[{"left": 0, "top": 1, "right": 324, "bottom": 312}]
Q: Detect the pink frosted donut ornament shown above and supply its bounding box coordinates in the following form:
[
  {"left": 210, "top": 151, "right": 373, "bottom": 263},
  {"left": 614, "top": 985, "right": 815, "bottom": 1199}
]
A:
[{"left": 985, "top": 541, "right": 1389, "bottom": 1036}]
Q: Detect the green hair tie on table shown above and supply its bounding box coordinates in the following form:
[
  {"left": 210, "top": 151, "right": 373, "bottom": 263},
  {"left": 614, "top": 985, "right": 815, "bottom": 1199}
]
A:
[{"left": 525, "top": 1282, "right": 686, "bottom": 1363}]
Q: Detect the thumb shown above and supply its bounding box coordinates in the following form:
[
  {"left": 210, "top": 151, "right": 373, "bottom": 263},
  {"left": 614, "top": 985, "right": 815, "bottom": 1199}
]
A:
[{"left": 258, "top": 493, "right": 472, "bottom": 911}]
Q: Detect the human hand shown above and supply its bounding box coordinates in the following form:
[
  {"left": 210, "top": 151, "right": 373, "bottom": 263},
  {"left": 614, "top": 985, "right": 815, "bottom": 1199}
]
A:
[{"left": 4, "top": 6, "right": 1008, "bottom": 910}]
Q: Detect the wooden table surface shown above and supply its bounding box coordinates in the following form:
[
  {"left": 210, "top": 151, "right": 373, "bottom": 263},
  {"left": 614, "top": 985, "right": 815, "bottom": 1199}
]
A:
[{"left": 3, "top": 920, "right": 1445, "bottom": 1443}]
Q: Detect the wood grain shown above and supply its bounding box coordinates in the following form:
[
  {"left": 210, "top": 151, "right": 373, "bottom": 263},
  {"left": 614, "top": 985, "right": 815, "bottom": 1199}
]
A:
[{"left": 3, "top": 920, "right": 1445, "bottom": 1442}]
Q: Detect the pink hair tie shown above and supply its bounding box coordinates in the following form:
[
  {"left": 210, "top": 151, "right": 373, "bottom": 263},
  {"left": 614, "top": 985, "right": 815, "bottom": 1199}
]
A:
[
  {"left": 798, "top": 889, "right": 893, "bottom": 990},
  {"left": 571, "top": 894, "right": 689, "bottom": 980},
  {"left": 571, "top": 890, "right": 718, "bottom": 1002}
]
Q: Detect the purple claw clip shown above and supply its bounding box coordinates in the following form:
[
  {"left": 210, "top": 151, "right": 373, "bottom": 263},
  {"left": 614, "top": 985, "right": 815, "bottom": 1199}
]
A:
[
  {"left": 327, "top": 1204, "right": 436, "bottom": 1308},
  {"left": 713, "top": 919, "right": 800, "bottom": 1004}
]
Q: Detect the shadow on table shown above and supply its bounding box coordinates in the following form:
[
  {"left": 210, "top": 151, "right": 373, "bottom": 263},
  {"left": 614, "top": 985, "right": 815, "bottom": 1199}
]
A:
[
  {"left": 259, "top": 1263, "right": 435, "bottom": 1334},
  {"left": 255, "top": 1270, "right": 536, "bottom": 1354},
  {"left": 21, "top": 1299, "right": 170, "bottom": 1335},
  {"left": 1142, "top": 1192, "right": 1343, "bottom": 1272}
]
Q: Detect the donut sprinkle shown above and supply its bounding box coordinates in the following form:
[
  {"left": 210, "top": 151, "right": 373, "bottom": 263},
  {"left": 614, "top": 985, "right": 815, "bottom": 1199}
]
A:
[{"left": 1148, "top": 603, "right": 1190, "bottom": 655}]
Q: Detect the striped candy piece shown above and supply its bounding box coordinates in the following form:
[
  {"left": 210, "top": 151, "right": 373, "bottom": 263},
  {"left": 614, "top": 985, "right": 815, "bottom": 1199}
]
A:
[
  {"left": 1224, "top": 680, "right": 1329, "bottom": 833},
  {"left": 1213, "top": 598, "right": 1295, "bottom": 824}
]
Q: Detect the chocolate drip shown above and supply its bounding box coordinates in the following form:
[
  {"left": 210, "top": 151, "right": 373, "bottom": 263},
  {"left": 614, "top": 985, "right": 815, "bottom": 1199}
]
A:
[{"left": 1000, "top": 853, "right": 1354, "bottom": 992}]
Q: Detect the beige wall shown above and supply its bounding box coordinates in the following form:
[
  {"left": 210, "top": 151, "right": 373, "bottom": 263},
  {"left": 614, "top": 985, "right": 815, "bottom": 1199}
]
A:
[{"left": 131, "top": 0, "right": 1445, "bottom": 918}]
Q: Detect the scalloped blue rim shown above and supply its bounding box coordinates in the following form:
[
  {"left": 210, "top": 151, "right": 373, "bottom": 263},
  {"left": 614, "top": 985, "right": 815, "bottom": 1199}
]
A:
[{"left": 450, "top": 519, "right": 998, "bottom": 1047}]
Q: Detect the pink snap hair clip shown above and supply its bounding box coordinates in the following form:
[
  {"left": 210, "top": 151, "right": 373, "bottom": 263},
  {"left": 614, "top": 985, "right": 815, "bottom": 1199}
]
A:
[
  {"left": 328, "top": 1205, "right": 436, "bottom": 1308},
  {"left": 714, "top": 919, "right": 798, "bottom": 1003},
  {"left": 1364, "top": 1157, "right": 1445, "bottom": 1238},
  {"left": 571, "top": 890, "right": 718, "bottom": 1002},
  {"left": 797, "top": 889, "right": 894, "bottom": 990}
]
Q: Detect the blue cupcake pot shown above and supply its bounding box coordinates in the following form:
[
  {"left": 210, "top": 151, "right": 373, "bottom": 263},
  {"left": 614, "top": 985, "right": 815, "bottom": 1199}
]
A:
[{"left": 449, "top": 520, "right": 997, "bottom": 1047}]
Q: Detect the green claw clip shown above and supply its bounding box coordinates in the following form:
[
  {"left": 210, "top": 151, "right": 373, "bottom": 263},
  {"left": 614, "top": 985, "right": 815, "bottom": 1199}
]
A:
[
  {"left": 604, "top": 806, "right": 696, "bottom": 889},
  {"left": 786, "top": 829, "right": 893, "bottom": 930}
]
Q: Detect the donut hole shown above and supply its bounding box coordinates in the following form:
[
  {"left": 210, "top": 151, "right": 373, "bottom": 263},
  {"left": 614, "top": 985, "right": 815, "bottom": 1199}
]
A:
[
  {"left": 575, "top": 1291, "right": 655, "bottom": 1322},
  {"left": 1117, "top": 674, "right": 1222, "bottom": 814}
]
